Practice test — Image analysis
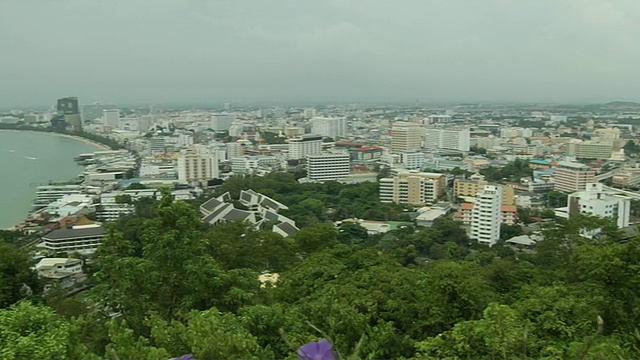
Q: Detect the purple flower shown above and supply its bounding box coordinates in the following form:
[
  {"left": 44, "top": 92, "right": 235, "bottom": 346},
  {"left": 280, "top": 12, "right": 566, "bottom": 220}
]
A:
[{"left": 298, "top": 339, "right": 336, "bottom": 360}]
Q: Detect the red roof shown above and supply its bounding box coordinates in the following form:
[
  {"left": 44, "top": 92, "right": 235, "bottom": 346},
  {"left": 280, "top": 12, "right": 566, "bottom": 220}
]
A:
[{"left": 460, "top": 203, "right": 474, "bottom": 210}]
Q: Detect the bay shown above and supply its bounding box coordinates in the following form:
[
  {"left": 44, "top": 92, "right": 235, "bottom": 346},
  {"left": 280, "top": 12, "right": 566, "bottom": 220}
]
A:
[{"left": 0, "top": 131, "right": 104, "bottom": 229}]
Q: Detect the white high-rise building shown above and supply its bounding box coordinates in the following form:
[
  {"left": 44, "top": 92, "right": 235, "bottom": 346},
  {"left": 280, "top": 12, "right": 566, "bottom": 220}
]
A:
[
  {"left": 303, "top": 108, "right": 317, "bottom": 118},
  {"left": 311, "top": 117, "right": 347, "bottom": 139},
  {"left": 211, "top": 113, "right": 236, "bottom": 131},
  {"left": 177, "top": 145, "right": 219, "bottom": 183},
  {"left": 471, "top": 185, "right": 503, "bottom": 246},
  {"left": 424, "top": 128, "right": 470, "bottom": 152},
  {"left": 103, "top": 109, "right": 120, "bottom": 128},
  {"left": 307, "top": 153, "right": 350, "bottom": 182},
  {"left": 391, "top": 122, "right": 422, "bottom": 153},
  {"left": 289, "top": 134, "right": 323, "bottom": 160}
]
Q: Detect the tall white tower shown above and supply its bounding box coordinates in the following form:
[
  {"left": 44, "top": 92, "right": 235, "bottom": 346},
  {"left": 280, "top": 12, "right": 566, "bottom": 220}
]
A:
[
  {"left": 471, "top": 185, "right": 502, "bottom": 246},
  {"left": 103, "top": 109, "right": 120, "bottom": 128}
]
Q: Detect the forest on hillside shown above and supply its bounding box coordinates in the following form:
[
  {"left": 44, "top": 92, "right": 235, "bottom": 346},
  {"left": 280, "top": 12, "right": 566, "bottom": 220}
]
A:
[{"left": 1, "top": 175, "right": 639, "bottom": 359}]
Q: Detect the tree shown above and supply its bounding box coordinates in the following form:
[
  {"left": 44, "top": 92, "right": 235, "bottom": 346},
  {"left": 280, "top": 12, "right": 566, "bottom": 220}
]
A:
[
  {"left": 500, "top": 223, "right": 524, "bottom": 240},
  {"left": 0, "top": 302, "right": 71, "bottom": 360},
  {"left": 293, "top": 223, "right": 338, "bottom": 255},
  {"left": 0, "top": 242, "right": 40, "bottom": 308},
  {"left": 337, "top": 223, "right": 370, "bottom": 246}
]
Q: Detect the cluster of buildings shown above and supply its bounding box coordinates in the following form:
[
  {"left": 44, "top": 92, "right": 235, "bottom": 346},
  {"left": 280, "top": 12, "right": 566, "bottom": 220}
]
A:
[{"left": 5, "top": 99, "right": 640, "bottom": 282}]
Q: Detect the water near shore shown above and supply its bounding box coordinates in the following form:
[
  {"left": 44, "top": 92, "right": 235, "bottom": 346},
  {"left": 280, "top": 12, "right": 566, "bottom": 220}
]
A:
[{"left": 0, "top": 131, "right": 104, "bottom": 229}]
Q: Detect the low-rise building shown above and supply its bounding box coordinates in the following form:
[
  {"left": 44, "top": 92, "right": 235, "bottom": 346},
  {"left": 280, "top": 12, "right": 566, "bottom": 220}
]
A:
[
  {"left": 40, "top": 224, "right": 106, "bottom": 255},
  {"left": 454, "top": 178, "right": 515, "bottom": 205},
  {"left": 567, "top": 183, "right": 631, "bottom": 228}
]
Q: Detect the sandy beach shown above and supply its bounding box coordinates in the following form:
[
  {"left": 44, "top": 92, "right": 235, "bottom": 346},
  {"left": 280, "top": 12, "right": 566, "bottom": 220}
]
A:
[{"left": 0, "top": 129, "right": 112, "bottom": 151}]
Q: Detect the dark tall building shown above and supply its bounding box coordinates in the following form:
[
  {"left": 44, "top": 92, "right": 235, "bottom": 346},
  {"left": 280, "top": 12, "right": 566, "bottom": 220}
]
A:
[
  {"left": 57, "top": 97, "right": 79, "bottom": 115},
  {"left": 57, "top": 97, "right": 82, "bottom": 131}
]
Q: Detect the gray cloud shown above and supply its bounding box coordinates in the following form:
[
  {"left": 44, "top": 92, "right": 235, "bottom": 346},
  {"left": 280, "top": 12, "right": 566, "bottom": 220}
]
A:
[{"left": 1, "top": 0, "right": 640, "bottom": 107}]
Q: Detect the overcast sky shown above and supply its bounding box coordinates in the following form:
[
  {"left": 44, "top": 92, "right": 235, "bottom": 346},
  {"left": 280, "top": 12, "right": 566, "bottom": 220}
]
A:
[{"left": 2, "top": 0, "right": 640, "bottom": 107}]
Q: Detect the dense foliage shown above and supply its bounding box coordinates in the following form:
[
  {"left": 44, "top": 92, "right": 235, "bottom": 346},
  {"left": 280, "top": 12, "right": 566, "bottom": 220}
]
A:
[{"left": 2, "top": 176, "right": 640, "bottom": 359}]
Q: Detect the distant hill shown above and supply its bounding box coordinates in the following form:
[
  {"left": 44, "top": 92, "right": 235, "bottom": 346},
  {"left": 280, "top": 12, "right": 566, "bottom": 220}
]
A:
[{"left": 603, "top": 101, "right": 640, "bottom": 107}]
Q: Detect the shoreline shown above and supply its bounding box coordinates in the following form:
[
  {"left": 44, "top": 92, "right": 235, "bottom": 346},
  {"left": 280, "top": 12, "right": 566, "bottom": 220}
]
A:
[
  {"left": 0, "top": 129, "right": 112, "bottom": 151},
  {"left": 0, "top": 130, "right": 114, "bottom": 230}
]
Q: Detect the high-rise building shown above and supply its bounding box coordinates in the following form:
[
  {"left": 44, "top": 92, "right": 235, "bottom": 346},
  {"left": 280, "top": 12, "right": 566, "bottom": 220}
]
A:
[
  {"left": 82, "top": 103, "right": 117, "bottom": 122},
  {"left": 177, "top": 145, "right": 219, "bottom": 183},
  {"left": 306, "top": 153, "right": 350, "bottom": 182},
  {"left": 567, "top": 183, "right": 631, "bottom": 228},
  {"left": 57, "top": 97, "right": 81, "bottom": 131},
  {"left": 211, "top": 113, "right": 236, "bottom": 132},
  {"left": 311, "top": 117, "right": 347, "bottom": 139},
  {"left": 391, "top": 122, "right": 422, "bottom": 153},
  {"left": 102, "top": 109, "right": 120, "bottom": 128},
  {"left": 379, "top": 171, "right": 446, "bottom": 205},
  {"left": 288, "top": 134, "right": 323, "bottom": 160},
  {"left": 553, "top": 161, "right": 596, "bottom": 193},
  {"left": 57, "top": 97, "right": 79, "bottom": 115},
  {"left": 226, "top": 142, "right": 243, "bottom": 160},
  {"left": 471, "top": 185, "right": 502, "bottom": 246},
  {"left": 424, "top": 128, "right": 470, "bottom": 151}
]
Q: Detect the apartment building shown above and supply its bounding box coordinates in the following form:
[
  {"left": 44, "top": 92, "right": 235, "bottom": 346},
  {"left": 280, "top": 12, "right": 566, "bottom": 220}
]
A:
[
  {"left": 424, "top": 128, "right": 470, "bottom": 151},
  {"left": 454, "top": 178, "right": 515, "bottom": 205},
  {"left": 391, "top": 122, "right": 422, "bottom": 153},
  {"left": 306, "top": 153, "right": 350, "bottom": 182},
  {"left": 455, "top": 203, "right": 517, "bottom": 226},
  {"left": 379, "top": 171, "right": 446, "bottom": 206},
  {"left": 311, "top": 117, "right": 347, "bottom": 139},
  {"left": 288, "top": 134, "right": 323, "bottom": 160},
  {"left": 553, "top": 161, "right": 596, "bottom": 193},
  {"left": 567, "top": 140, "right": 613, "bottom": 160},
  {"left": 470, "top": 185, "right": 502, "bottom": 246},
  {"left": 177, "top": 145, "right": 219, "bottom": 183}
]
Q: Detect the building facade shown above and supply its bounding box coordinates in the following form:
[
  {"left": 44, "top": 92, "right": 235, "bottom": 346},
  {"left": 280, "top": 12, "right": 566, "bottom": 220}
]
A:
[
  {"left": 288, "top": 134, "right": 323, "bottom": 160},
  {"left": 454, "top": 178, "right": 515, "bottom": 205},
  {"left": 306, "top": 153, "right": 350, "bottom": 182},
  {"left": 567, "top": 141, "right": 613, "bottom": 160},
  {"left": 177, "top": 145, "right": 219, "bottom": 183},
  {"left": 379, "top": 171, "right": 446, "bottom": 205},
  {"left": 470, "top": 185, "right": 502, "bottom": 246},
  {"left": 424, "top": 128, "right": 470, "bottom": 151},
  {"left": 103, "top": 109, "right": 120, "bottom": 128},
  {"left": 41, "top": 225, "right": 106, "bottom": 255},
  {"left": 311, "top": 117, "right": 347, "bottom": 139},
  {"left": 567, "top": 183, "right": 631, "bottom": 228},
  {"left": 211, "top": 113, "right": 236, "bottom": 131},
  {"left": 391, "top": 122, "right": 422, "bottom": 153},
  {"left": 553, "top": 161, "right": 596, "bottom": 193}
]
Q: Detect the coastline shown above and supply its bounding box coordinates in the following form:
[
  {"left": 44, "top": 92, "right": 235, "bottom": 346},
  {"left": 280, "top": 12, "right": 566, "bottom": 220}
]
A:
[
  {"left": 0, "top": 130, "right": 114, "bottom": 230},
  {"left": 0, "top": 129, "right": 112, "bottom": 151}
]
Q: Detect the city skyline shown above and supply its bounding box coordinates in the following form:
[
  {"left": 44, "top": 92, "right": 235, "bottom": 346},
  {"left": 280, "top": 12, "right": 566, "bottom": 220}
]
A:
[{"left": 2, "top": 0, "right": 640, "bottom": 107}]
